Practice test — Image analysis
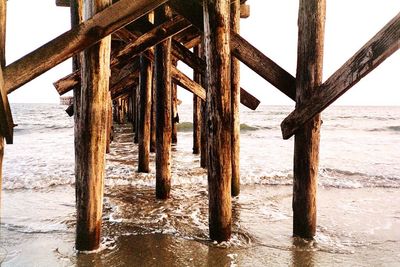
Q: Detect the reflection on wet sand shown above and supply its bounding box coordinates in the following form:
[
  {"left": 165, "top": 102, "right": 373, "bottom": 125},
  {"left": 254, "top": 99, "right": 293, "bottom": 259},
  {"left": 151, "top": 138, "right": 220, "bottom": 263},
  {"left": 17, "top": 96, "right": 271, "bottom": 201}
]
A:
[{"left": 291, "top": 237, "right": 316, "bottom": 267}]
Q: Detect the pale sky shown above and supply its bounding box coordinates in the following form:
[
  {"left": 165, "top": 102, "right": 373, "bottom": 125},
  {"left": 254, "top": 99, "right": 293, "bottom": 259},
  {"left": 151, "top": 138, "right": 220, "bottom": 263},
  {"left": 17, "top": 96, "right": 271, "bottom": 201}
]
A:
[{"left": 5, "top": 0, "right": 400, "bottom": 106}]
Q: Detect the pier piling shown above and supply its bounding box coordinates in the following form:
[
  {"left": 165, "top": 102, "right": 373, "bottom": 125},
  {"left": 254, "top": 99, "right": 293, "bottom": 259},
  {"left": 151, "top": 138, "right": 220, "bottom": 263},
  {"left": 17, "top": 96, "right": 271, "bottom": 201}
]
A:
[
  {"left": 150, "top": 74, "right": 157, "bottom": 153},
  {"left": 133, "top": 88, "right": 139, "bottom": 143},
  {"left": 155, "top": 6, "right": 173, "bottom": 199},
  {"left": 171, "top": 60, "right": 178, "bottom": 144},
  {"left": 138, "top": 52, "right": 153, "bottom": 173},
  {"left": 0, "top": 0, "right": 5, "bottom": 206},
  {"left": 204, "top": 0, "right": 232, "bottom": 242},
  {"left": 192, "top": 45, "right": 202, "bottom": 155},
  {"left": 292, "top": 0, "right": 326, "bottom": 238},
  {"left": 75, "top": 0, "right": 112, "bottom": 251},
  {"left": 230, "top": 0, "right": 241, "bottom": 197},
  {"left": 0, "top": 0, "right": 396, "bottom": 251}
]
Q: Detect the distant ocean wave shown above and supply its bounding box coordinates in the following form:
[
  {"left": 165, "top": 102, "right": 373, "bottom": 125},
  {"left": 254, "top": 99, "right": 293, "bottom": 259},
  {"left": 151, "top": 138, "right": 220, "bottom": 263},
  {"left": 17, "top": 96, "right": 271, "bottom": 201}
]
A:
[
  {"left": 13, "top": 123, "right": 72, "bottom": 132},
  {"left": 331, "top": 115, "right": 397, "bottom": 121},
  {"left": 3, "top": 175, "right": 75, "bottom": 190},
  {"left": 369, "top": 125, "right": 400, "bottom": 132},
  {"left": 177, "top": 122, "right": 271, "bottom": 132},
  {"left": 320, "top": 168, "right": 400, "bottom": 188},
  {"left": 4, "top": 166, "right": 399, "bottom": 190},
  {"left": 4, "top": 104, "right": 399, "bottom": 192}
]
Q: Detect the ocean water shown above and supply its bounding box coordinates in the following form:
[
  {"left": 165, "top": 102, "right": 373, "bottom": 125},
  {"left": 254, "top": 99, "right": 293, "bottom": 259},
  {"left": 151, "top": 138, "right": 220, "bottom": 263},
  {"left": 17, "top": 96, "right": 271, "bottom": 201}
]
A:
[{"left": 0, "top": 103, "right": 399, "bottom": 266}]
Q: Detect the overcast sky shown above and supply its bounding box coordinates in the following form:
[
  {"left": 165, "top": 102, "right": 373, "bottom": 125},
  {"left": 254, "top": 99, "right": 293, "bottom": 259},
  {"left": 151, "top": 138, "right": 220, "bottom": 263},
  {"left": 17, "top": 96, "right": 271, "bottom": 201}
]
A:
[{"left": 5, "top": 0, "right": 400, "bottom": 106}]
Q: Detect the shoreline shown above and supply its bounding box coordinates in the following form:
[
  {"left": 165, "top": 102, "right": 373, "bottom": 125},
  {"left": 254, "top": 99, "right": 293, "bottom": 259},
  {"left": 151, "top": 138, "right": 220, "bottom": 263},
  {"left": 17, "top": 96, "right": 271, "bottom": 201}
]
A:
[{"left": 1, "top": 185, "right": 399, "bottom": 266}]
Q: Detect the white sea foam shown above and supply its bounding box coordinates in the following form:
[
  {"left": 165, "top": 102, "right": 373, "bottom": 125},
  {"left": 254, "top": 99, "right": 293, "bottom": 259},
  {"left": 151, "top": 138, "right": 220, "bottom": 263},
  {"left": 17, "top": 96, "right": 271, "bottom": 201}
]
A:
[{"left": 2, "top": 104, "right": 399, "bottom": 191}]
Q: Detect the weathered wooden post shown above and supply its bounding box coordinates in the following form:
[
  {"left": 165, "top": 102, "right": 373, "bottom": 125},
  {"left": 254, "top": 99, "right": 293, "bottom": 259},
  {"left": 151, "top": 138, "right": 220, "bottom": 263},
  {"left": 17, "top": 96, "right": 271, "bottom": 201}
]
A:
[
  {"left": 293, "top": 0, "right": 325, "bottom": 238},
  {"left": 138, "top": 52, "right": 153, "bottom": 172},
  {"left": 75, "top": 0, "right": 111, "bottom": 251},
  {"left": 192, "top": 45, "right": 202, "bottom": 155},
  {"left": 0, "top": 0, "right": 6, "bottom": 205},
  {"left": 106, "top": 92, "right": 112, "bottom": 154},
  {"left": 121, "top": 98, "right": 126, "bottom": 122},
  {"left": 150, "top": 72, "right": 157, "bottom": 153},
  {"left": 133, "top": 87, "right": 139, "bottom": 143},
  {"left": 230, "top": 0, "right": 240, "bottom": 197},
  {"left": 200, "top": 40, "right": 208, "bottom": 168},
  {"left": 129, "top": 95, "right": 133, "bottom": 123},
  {"left": 70, "top": 0, "right": 84, "bottom": 188},
  {"left": 203, "top": 0, "right": 232, "bottom": 242},
  {"left": 0, "top": 0, "right": 5, "bottom": 68},
  {"left": 171, "top": 61, "right": 178, "bottom": 144},
  {"left": 155, "top": 5, "right": 172, "bottom": 199}
]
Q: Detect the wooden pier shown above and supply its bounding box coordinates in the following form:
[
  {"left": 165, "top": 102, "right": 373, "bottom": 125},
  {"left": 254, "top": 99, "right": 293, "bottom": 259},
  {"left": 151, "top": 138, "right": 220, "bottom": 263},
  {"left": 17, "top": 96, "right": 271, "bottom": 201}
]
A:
[{"left": 0, "top": 0, "right": 398, "bottom": 251}]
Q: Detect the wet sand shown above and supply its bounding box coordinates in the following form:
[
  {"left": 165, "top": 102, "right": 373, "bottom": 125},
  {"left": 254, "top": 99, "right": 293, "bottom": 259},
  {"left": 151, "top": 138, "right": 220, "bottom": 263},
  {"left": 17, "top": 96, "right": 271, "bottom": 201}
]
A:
[{"left": 1, "top": 185, "right": 399, "bottom": 266}]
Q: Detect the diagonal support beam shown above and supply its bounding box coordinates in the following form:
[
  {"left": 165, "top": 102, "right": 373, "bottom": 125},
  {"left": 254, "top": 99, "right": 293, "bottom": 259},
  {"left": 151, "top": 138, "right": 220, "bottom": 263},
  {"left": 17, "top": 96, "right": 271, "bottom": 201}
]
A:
[
  {"left": 169, "top": 0, "right": 296, "bottom": 100},
  {"left": 230, "top": 33, "right": 296, "bottom": 100},
  {"left": 54, "top": 16, "right": 191, "bottom": 95},
  {"left": 54, "top": 26, "right": 261, "bottom": 110},
  {"left": 111, "top": 72, "right": 139, "bottom": 99},
  {"left": 4, "top": 0, "right": 168, "bottom": 94},
  {"left": 110, "top": 15, "right": 191, "bottom": 68},
  {"left": 281, "top": 12, "right": 400, "bottom": 140},
  {"left": 171, "top": 66, "right": 206, "bottom": 100},
  {"left": 170, "top": 41, "right": 260, "bottom": 109},
  {"left": 240, "top": 87, "right": 260, "bottom": 110}
]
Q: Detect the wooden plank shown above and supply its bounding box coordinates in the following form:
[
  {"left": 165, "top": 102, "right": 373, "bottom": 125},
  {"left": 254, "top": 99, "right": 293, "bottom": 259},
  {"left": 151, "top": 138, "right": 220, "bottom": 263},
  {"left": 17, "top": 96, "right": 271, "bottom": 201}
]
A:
[
  {"left": 171, "top": 39, "right": 205, "bottom": 72},
  {"left": 56, "top": 0, "right": 70, "bottom": 7},
  {"left": 204, "top": 0, "right": 232, "bottom": 242},
  {"left": 230, "top": 33, "right": 296, "bottom": 101},
  {"left": 169, "top": 0, "right": 203, "bottom": 32},
  {"left": 155, "top": 6, "right": 172, "bottom": 200},
  {"left": 56, "top": 57, "right": 260, "bottom": 112},
  {"left": 138, "top": 53, "right": 152, "bottom": 173},
  {"left": 174, "top": 27, "right": 201, "bottom": 49},
  {"left": 110, "top": 71, "right": 139, "bottom": 99},
  {"left": 231, "top": 0, "right": 241, "bottom": 197},
  {"left": 4, "top": 0, "right": 168, "bottom": 94},
  {"left": 240, "top": 4, "right": 250, "bottom": 18},
  {"left": 110, "top": 15, "right": 190, "bottom": 68},
  {"left": 281, "top": 12, "right": 400, "bottom": 140},
  {"left": 75, "top": 0, "right": 112, "bottom": 252},
  {"left": 56, "top": 58, "right": 139, "bottom": 96},
  {"left": 54, "top": 16, "right": 190, "bottom": 95},
  {"left": 239, "top": 88, "right": 260, "bottom": 110},
  {"left": 0, "top": 0, "right": 13, "bottom": 144},
  {"left": 171, "top": 67, "right": 206, "bottom": 100},
  {"left": 169, "top": 41, "right": 261, "bottom": 110},
  {"left": 292, "top": 0, "right": 326, "bottom": 239},
  {"left": 55, "top": 71, "right": 80, "bottom": 95},
  {"left": 54, "top": 21, "right": 262, "bottom": 111},
  {"left": 169, "top": 0, "right": 296, "bottom": 100}
]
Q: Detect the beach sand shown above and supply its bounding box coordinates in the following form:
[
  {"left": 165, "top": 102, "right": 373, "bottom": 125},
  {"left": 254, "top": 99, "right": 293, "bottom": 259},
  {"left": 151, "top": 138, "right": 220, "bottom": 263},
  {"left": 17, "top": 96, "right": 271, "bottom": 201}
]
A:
[{"left": 1, "top": 185, "right": 399, "bottom": 266}]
